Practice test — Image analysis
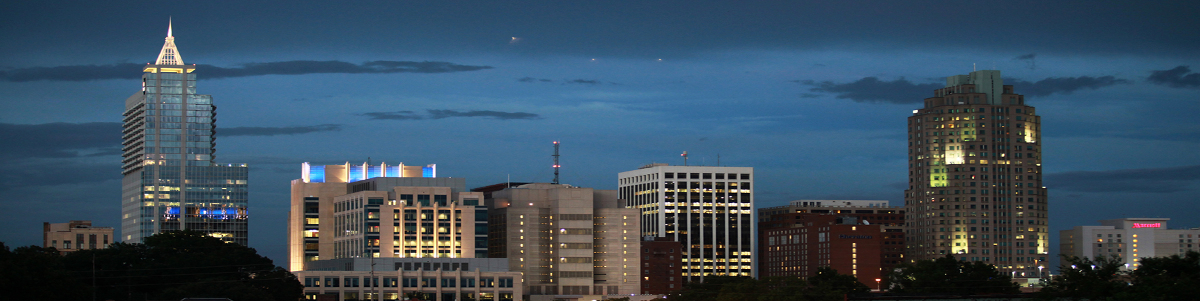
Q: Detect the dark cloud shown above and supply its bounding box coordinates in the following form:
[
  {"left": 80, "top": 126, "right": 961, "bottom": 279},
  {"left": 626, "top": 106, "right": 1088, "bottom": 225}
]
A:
[
  {"left": 801, "top": 77, "right": 941, "bottom": 104},
  {"left": 360, "top": 111, "right": 424, "bottom": 120},
  {"left": 1147, "top": 65, "right": 1200, "bottom": 88},
  {"left": 1014, "top": 53, "right": 1036, "bottom": 70},
  {"left": 0, "top": 60, "right": 493, "bottom": 82},
  {"left": 801, "top": 74, "right": 1130, "bottom": 104},
  {"left": 565, "top": 79, "right": 601, "bottom": 85},
  {"left": 361, "top": 110, "right": 540, "bottom": 120},
  {"left": 427, "top": 110, "right": 540, "bottom": 120},
  {"left": 0, "top": 122, "right": 121, "bottom": 162},
  {"left": 0, "top": 162, "right": 119, "bottom": 192},
  {"left": 221, "top": 124, "right": 341, "bottom": 137},
  {"left": 1046, "top": 165, "right": 1200, "bottom": 193},
  {"left": 1006, "top": 76, "right": 1130, "bottom": 96},
  {"left": 517, "top": 77, "right": 604, "bottom": 85}
]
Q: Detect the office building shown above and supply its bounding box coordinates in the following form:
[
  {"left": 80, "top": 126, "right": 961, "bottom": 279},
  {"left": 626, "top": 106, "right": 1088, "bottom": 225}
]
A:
[
  {"left": 618, "top": 164, "right": 755, "bottom": 282},
  {"left": 639, "top": 237, "right": 683, "bottom": 294},
  {"left": 296, "top": 257, "right": 522, "bottom": 301},
  {"left": 904, "top": 70, "right": 1049, "bottom": 276},
  {"left": 289, "top": 162, "right": 488, "bottom": 272},
  {"left": 1060, "top": 218, "right": 1200, "bottom": 272},
  {"left": 758, "top": 201, "right": 904, "bottom": 287},
  {"left": 120, "top": 21, "right": 249, "bottom": 245},
  {"left": 486, "top": 183, "right": 640, "bottom": 297},
  {"left": 43, "top": 220, "right": 114, "bottom": 254}
]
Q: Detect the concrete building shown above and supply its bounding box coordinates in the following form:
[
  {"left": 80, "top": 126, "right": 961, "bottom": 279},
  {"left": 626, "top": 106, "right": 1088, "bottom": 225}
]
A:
[
  {"left": 758, "top": 201, "right": 904, "bottom": 287},
  {"left": 296, "top": 257, "right": 522, "bottom": 301},
  {"left": 289, "top": 162, "right": 487, "bottom": 272},
  {"left": 486, "top": 183, "right": 641, "bottom": 297},
  {"left": 618, "top": 164, "right": 755, "bottom": 282},
  {"left": 120, "top": 21, "right": 248, "bottom": 245},
  {"left": 903, "top": 70, "right": 1049, "bottom": 276},
  {"left": 43, "top": 220, "right": 114, "bottom": 254},
  {"left": 639, "top": 236, "right": 683, "bottom": 294},
  {"left": 1060, "top": 218, "right": 1200, "bottom": 272}
]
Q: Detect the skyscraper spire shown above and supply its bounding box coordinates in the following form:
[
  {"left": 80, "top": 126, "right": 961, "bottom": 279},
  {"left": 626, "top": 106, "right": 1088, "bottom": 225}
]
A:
[{"left": 155, "top": 18, "right": 183, "bottom": 65}]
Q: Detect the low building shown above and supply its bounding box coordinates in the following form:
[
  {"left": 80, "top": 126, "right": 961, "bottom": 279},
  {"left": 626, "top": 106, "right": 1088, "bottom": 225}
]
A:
[
  {"left": 297, "top": 258, "right": 522, "bottom": 301},
  {"left": 758, "top": 200, "right": 904, "bottom": 287},
  {"left": 289, "top": 162, "right": 489, "bottom": 272},
  {"left": 43, "top": 220, "right": 114, "bottom": 254},
  {"left": 640, "top": 236, "right": 683, "bottom": 294},
  {"left": 1060, "top": 218, "right": 1200, "bottom": 272}
]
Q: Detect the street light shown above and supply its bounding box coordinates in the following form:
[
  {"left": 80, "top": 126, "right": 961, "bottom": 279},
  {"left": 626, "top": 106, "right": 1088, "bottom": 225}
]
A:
[{"left": 875, "top": 278, "right": 882, "bottom": 291}]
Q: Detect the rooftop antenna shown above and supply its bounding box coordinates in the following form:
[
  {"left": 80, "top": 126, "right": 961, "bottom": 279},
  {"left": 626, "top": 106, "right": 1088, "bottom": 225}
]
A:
[
  {"left": 973, "top": 63, "right": 976, "bottom": 72},
  {"left": 682, "top": 151, "right": 688, "bottom": 166},
  {"left": 552, "top": 141, "right": 560, "bottom": 184},
  {"left": 717, "top": 153, "right": 721, "bottom": 166}
]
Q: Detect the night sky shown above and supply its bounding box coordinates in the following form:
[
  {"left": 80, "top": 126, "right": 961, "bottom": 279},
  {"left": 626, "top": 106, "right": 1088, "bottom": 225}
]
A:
[{"left": 2, "top": 1, "right": 1199, "bottom": 270}]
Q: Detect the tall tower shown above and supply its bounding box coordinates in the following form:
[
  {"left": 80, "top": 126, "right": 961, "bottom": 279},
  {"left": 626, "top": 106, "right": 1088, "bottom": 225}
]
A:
[
  {"left": 904, "top": 70, "right": 1048, "bottom": 277},
  {"left": 120, "top": 21, "right": 249, "bottom": 245},
  {"left": 618, "top": 164, "right": 755, "bottom": 282}
]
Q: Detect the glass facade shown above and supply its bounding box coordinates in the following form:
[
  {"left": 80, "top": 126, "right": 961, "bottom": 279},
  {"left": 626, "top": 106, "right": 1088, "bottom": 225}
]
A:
[{"left": 120, "top": 29, "right": 248, "bottom": 245}]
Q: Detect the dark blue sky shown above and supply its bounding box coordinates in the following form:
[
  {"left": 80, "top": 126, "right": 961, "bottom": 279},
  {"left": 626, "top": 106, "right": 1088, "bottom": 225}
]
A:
[{"left": 2, "top": 1, "right": 1199, "bottom": 269}]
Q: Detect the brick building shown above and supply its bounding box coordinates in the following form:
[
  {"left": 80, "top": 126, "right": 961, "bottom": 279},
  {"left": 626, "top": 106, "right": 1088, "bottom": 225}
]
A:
[
  {"left": 758, "top": 200, "right": 904, "bottom": 287},
  {"left": 640, "top": 236, "right": 683, "bottom": 294}
]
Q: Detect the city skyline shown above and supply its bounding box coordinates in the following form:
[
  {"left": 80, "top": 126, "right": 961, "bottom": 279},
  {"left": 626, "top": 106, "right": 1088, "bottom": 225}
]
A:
[{"left": 2, "top": 2, "right": 1199, "bottom": 269}]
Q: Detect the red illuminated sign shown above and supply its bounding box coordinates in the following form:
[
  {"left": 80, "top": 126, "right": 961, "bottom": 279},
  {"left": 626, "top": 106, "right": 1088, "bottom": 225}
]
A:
[{"left": 1131, "top": 223, "right": 1161, "bottom": 228}]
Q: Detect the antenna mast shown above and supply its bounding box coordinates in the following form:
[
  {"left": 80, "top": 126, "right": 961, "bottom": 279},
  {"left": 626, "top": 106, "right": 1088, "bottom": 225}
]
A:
[{"left": 552, "top": 141, "right": 560, "bottom": 184}]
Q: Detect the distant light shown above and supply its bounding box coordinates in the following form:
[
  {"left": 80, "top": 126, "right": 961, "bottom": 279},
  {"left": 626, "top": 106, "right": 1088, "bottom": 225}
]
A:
[{"left": 913, "top": 110, "right": 919, "bottom": 114}]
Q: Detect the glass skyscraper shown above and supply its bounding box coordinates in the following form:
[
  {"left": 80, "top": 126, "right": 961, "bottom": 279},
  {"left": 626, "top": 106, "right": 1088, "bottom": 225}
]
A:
[{"left": 120, "top": 21, "right": 249, "bottom": 245}]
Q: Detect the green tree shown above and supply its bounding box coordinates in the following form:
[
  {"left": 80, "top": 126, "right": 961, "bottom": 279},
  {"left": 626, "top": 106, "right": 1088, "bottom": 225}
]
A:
[
  {"left": 1037, "top": 254, "right": 1126, "bottom": 300},
  {"left": 804, "top": 267, "right": 870, "bottom": 300},
  {"left": 0, "top": 242, "right": 88, "bottom": 301},
  {"left": 55, "top": 230, "right": 301, "bottom": 301},
  {"left": 666, "top": 276, "right": 754, "bottom": 301},
  {"left": 887, "top": 254, "right": 1018, "bottom": 294},
  {"left": 1118, "top": 251, "right": 1200, "bottom": 301}
]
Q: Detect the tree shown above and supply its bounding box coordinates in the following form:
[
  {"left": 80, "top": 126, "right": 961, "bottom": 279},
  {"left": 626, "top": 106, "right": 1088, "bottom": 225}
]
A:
[
  {"left": 887, "top": 255, "right": 1018, "bottom": 294},
  {"left": 0, "top": 242, "right": 88, "bottom": 301},
  {"left": 804, "top": 267, "right": 870, "bottom": 300},
  {"left": 1037, "top": 254, "right": 1126, "bottom": 300},
  {"left": 48, "top": 230, "right": 301, "bottom": 301},
  {"left": 1118, "top": 251, "right": 1200, "bottom": 301}
]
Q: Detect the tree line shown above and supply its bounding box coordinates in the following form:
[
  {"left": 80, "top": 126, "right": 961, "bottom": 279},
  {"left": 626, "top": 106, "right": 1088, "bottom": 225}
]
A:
[{"left": 0, "top": 231, "right": 302, "bottom": 301}]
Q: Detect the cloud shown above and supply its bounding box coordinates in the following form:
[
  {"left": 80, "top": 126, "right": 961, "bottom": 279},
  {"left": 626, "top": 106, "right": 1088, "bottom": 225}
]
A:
[
  {"left": 800, "top": 77, "right": 941, "bottom": 104},
  {"left": 565, "top": 79, "right": 600, "bottom": 85},
  {"left": 800, "top": 74, "right": 1130, "bottom": 104},
  {"left": 427, "top": 110, "right": 540, "bottom": 120},
  {"left": 1014, "top": 53, "right": 1036, "bottom": 70},
  {"left": 0, "top": 60, "right": 493, "bottom": 82},
  {"left": 1147, "top": 65, "right": 1200, "bottom": 88},
  {"left": 1046, "top": 165, "right": 1200, "bottom": 193},
  {"left": 221, "top": 124, "right": 342, "bottom": 136},
  {"left": 360, "top": 111, "right": 424, "bottom": 120},
  {"left": 1006, "top": 76, "right": 1130, "bottom": 96},
  {"left": 0, "top": 122, "right": 121, "bottom": 162},
  {"left": 361, "top": 109, "right": 540, "bottom": 120},
  {"left": 516, "top": 77, "right": 607, "bottom": 85}
]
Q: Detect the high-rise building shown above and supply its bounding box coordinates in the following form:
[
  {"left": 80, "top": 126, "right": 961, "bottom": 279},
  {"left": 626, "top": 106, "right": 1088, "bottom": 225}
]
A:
[
  {"left": 43, "top": 220, "right": 114, "bottom": 254},
  {"left": 904, "top": 70, "right": 1049, "bottom": 276},
  {"left": 120, "top": 21, "right": 249, "bottom": 245},
  {"left": 757, "top": 200, "right": 904, "bottom": 286},
  {"left": 485, "top": 183, "right": 640, "bottom": 296},
  {"left": 618, "top": 164, "right": 755, "bottom": 282},
  {"left": 1060, "top": 218, "right": 1200, "bottom": 273}
]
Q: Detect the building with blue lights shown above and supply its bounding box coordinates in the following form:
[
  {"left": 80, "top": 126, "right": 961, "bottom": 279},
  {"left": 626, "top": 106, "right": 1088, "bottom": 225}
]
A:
[
  {"left": 119, "top": 21, "right": 249, "bottom": 245},
  {"left": 290, "top": 162, "right": 489, "bottom": 272}
]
